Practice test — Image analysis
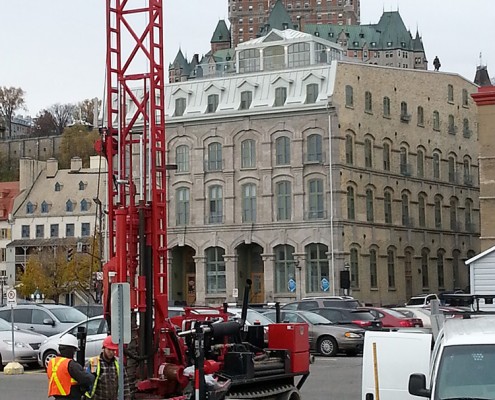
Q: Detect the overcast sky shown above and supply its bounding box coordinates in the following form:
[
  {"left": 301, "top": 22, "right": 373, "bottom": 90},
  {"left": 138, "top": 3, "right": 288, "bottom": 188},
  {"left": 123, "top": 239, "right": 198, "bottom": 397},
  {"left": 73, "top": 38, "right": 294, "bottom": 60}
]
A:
[{"left": 1, "top": 0, "right": 493, "bottom": 116}]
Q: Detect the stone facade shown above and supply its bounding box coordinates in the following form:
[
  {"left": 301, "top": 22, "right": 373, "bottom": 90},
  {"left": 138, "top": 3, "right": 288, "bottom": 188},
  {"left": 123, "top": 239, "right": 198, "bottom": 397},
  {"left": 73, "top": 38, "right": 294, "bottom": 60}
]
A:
[{"left": 161, "top": 57, "right": 479, "bottom": 307}]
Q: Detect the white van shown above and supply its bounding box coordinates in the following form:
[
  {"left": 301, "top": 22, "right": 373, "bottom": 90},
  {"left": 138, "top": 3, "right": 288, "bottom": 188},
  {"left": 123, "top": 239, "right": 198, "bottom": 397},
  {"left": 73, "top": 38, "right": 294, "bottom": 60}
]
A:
[
  {"left": 362, "top": 316, "right": 495, "bottom": 399},
  {"left": 409, "top": 316, "right": 495, "bottom": 399}
]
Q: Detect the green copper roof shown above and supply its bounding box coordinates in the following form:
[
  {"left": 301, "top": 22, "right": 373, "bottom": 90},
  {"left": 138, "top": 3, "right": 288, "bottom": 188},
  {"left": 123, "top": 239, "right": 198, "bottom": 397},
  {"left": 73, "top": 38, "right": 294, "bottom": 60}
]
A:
[
  {"left": 211, "top": 20, "right": 231, "bottom": 43},
  {"left": 259, "top": 0, "right": 296, "bottom": 36},
  {"left": 305, "top": 11, "right": 424, "bottom": 52}
]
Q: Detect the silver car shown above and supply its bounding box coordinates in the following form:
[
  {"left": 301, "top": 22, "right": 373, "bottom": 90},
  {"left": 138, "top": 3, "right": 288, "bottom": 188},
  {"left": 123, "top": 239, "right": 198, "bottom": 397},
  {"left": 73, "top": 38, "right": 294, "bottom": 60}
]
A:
[
  {"left": 38, "top": 316, "right": 107, "bottom": 368},
  {"left": 0, "top": 304, "right": 87, "bottom": 336},
  {"left": 0, "top": 317, "right": 47, "bottom": 369},
  {"left": 264, "top": 310, "right": 364, "bottom": 357}
]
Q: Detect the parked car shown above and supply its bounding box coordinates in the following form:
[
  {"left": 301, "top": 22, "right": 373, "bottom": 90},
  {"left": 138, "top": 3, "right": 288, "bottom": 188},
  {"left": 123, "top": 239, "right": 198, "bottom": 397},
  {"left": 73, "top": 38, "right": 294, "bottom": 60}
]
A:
[
  {"left": 74, "top": 304, "right": 103, "bottom": 318},
  {"left": 360, "top": 307, "right": 424, "bottom": 328},
  {"left": 0, "top": 317, "right": 47, "bottom": 370},
  {"left": 282, "top": 296, "right": 362, "bottom": 311},
  {"left": 392, "top": 307, "right": 433, "bottom": 329},
  {"left": 405, "top": 293, "right": 439, "bottom": 308},
  {"left": 263, "top": 310, "right": 364, "bottom": 357},
  {"left": 0, "top": 304, "right": 87, "bottom": 336},
  {"left": 38, "top": 316, "right": 107, "bottom": 368},
  {"left": 310, "top": 307, "right": 383, "bottom": 330}
]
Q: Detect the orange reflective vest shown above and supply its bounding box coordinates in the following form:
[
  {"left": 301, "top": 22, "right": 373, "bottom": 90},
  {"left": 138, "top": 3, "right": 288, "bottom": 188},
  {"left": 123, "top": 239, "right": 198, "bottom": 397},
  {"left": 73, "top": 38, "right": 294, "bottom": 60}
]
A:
[{"left": 47, "top": 356, "right": 78, "bottom": 397}]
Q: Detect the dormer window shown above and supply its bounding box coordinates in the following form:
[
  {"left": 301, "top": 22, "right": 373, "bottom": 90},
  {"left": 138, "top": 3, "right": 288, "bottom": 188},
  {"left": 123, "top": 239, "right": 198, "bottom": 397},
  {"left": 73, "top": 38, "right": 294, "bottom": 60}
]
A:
[
  {"left": 66, "top": 199, "right": 75, "bottom": 212},
  {"left": 41, "top": 201, "right": 50, "bottom": 214},
  {"left": 79, "top": 181, "right": 86, "bottom": 190},
  {"left": 55, "top": 182, "right": 62, "bottom": 192},
  {"left": 26, "top": 202, "right": 35, "bottom": 214},
  {"left": 387, "top": 42, "right": 392, "bottom": 47},
  {"left": 328, "top": 32, "right": 334, "bottom": 38},
  {"left": 81, "top": 199, "right": 90, "bottom": 212},
  {"left": 353, "top": 41, "right": 359, "bottom": 46}
]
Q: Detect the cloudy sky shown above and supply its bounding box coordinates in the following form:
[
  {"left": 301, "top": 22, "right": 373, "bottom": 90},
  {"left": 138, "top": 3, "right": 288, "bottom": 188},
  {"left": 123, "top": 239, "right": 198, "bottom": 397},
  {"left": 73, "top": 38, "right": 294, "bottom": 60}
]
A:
[{"left": 1, "top": 0, "right": 493, "bottom": 116}]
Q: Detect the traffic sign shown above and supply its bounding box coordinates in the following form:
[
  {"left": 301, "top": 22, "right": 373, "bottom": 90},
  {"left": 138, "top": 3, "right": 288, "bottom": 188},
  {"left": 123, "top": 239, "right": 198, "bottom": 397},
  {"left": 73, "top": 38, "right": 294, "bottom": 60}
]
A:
[{"left": 6, "top": 289, "right": 16, "bottom": 307}]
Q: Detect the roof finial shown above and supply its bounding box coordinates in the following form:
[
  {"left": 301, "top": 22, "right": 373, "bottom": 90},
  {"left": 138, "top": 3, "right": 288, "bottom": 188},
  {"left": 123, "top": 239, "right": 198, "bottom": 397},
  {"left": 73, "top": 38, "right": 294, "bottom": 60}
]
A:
[{"left": 479, "top": 52, "right": 483, "bottom": 67}]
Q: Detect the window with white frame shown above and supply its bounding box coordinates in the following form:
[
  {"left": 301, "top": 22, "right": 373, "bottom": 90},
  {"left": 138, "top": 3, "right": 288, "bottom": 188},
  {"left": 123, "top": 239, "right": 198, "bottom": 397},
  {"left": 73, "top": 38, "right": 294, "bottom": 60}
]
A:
[
  {"left": 275, "top": 136, "right": 290, "bottom": 165},
  {"left": 208, "top": 185, "right": 223, "bottom": 224},
  {"left": 242, "top": 183, "right": 257, "bottom": 223},
  {"left": 274, "top": 87, "right": 287, "bottom": 107},
  {"left": 308, "top": 178, "right": 324, "bottom": 219},
  {"left": 176, "top": 145, "right": 190, "bottom": 173},
  {"left": 240, "top": 91, "right": 253, "bottom": 110},
  {"left": 241, "top": 139, "right": 256, "bottom": 168},
  {"left": 206, "top": 247, "right": 226, "bottom": 294},
  {"left": 276, "top": 181, "right": 292, "bottom": 221},
  {"left": 207, "top": 142, "right": 222, "bottom": 171},
  {"left": 306, "top": 83, "right": 319, "bottom": 104},
  {"left": 306, "top": 243, "right": 329, "bottom": 293},
  {"left": 274, "top": 244, "right": 295, "bottom": 293},
  {"left": 176, "top": 187, "right": 190, "bottom": 226},
  {"left": 207, "top": 94, "right": 219, "bottom": 113},
  {"left": 175, "top": 97, "right": 186, "bottom": 117}
]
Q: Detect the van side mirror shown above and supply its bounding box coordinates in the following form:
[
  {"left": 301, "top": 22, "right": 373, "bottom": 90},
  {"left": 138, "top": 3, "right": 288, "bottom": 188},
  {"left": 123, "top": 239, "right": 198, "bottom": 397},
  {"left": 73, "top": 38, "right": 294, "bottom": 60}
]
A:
[
  {"left": 408, "top": 373, "right": 430, "bottom": 398},
  {"left": 43, "top": 318, "right": 55, "bottom": 326}
]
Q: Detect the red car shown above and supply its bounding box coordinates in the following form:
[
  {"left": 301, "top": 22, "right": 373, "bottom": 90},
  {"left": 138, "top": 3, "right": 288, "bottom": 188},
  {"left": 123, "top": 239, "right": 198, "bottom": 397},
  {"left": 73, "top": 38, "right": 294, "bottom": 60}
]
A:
[{"left": 360, "top": 307, "right": 423, "bottom": 328}]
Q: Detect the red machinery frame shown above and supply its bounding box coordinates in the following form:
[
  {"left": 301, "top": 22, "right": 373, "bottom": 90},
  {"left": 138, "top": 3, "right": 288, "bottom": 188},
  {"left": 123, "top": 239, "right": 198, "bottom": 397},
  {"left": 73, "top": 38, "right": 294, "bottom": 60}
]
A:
[{"left": 99, "top": 1, "right": 177, "bottom": 395}]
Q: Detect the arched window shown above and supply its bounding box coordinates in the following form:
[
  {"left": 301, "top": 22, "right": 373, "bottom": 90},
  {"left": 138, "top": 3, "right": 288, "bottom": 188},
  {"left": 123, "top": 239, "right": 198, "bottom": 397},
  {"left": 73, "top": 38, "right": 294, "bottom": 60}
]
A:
[
  {"left": 402, "top": 193, "right": 410, "bottom": 226},
  {"left": 242, "top": 183, "right": 257, "bottom": 223},
  {"left": 387, "top": 249, "right": 395, "bottom": 288},
  {"left": 369, "top": 249, "right": 377, "bottom": 288},
  {"left": 448, "top": 114, "right": 455, "bottom": 134},
  {"left": 434, "top": 196, "right": 442, "bottom": 229},
  {"left": 79, "top": 181, "right": 85, "bottom": 191},
  {"left": 205, "top": 247, "right": 226, "bottom": 294},
  {"left": 80, "top": 199, "right": 89, "bottom": 212},
  {"left": 465, "top": 199, "right": 473, "bottom": 232},
  {"left": 383, "top": 142, "right": 390, "bottom": 171},
  {"left": 307, "top": 134, "right": 322, "bottom": 162},
  {"left": 433, "top": 153, "right": 440, "bottom": 179},
  {"left": 208, "top": 185, "right": 223, "bottom": 224},
  {"left": 383, "top": 97, "right": 390, "bottom": 117},
  {"left": 437, "top": 250, "right": 445, "bottom": 289},
  {"left": 176, "top": 145, "right": 190, "bottom": 172},
  {"left": 463, "top": 157, "right": 472, "bottom": 185},
  {"left": 418, "top": 193, "right": 426, "bottom": 227},
  {"left": 347, "top": 186, "right": 355, "bottom": 220},
  {"left": 207, "top": 142, "right": 222, "bottom": 171},
  {"left": 241, "top": 139, "right": 256, "bottom": 168},
  {"left": 448, "top": 155, "right": 456, "bottom": 183},
  {"left": 364, "top": 138, "right": 373, "bottom": 168},
  {"left": 41, "top": 201, "right": 49, "bottom": 214},
  {"left": 306, "top": 243, "right": 329, "bottom": 293},
  {"left": 26, "top": 202, "right": 35, "bottom": 214},
  {"left": 384, "top": 190, "right": 392, "bottom": 224},
  {"left": 176, "top": 187, "right": 190, "bottom": 226},
  {"left": 345, "top": 134, "right": 353, "bottom": 165},
  {"left": 450, "top": 197, "right": 458, "bottom": 231},
  {"left": 276, "top": 181, "right": 292, "bottom": 221},
  {"left": 421, "top": 248, "right": 429, "bottom": 289},
  {"left": 366, "top": 189, "right": 374, "bottom": 222},
  {"left": 417, "top": 106, "right": 424, "bottom": 126},
  {"left": 365, "top": 91, "right": 373, "bottom": 113},
  {"left": 55, "top": 182, "right": 62, "bottom": 192},
  {"left": 274, "top": 244, "right": 295, "bottom": 293},
  {"left": 433, "top": 110, "right": 440, "bottom": 131},
  {"left": 275, "top": 136, "right": 290, "bottom": 165},
  {"left": 308, "top": 179, "right": 324, "bottom": 219},
  {"left": 417, "top": 149, "right": 424, "bottom": 177},
  {"left": 345, "top": 85, "right": 353, "bottom": 107},
  {"left": 350, "top": 248, "right": 359, "bottom": 288}
]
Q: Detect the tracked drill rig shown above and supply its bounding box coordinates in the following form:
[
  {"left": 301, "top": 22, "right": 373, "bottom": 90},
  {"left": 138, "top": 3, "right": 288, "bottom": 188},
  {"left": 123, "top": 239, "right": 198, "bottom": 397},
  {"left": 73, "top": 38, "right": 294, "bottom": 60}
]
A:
[{"left": 96, "top": 1, "right": 310, "bottom": 399}]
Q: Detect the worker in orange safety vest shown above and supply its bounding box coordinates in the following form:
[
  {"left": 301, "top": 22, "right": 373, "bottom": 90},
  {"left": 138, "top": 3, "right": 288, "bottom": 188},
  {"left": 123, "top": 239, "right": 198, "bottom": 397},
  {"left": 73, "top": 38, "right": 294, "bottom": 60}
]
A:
[{"left": 47, "top": 334, "right": 95, "bottom": 399}]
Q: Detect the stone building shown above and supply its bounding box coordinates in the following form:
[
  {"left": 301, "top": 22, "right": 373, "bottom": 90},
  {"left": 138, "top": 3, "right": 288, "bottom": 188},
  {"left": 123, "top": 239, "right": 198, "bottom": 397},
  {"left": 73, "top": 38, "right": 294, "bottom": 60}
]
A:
[
  {"left": 6, "top": 156, "right": 106, "bottom": 303},
  {"left": 158, "top": 31, "right": 480, "bottom": 307}
]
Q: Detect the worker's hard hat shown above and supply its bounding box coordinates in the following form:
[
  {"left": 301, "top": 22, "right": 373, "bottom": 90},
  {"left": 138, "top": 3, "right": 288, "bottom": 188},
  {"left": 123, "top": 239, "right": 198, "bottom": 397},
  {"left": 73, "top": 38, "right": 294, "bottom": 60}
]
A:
[
  {"left": 58, "top": 334, "right": 79, "bottom": 350},
  {"left": 102, "top": 336, "right": 119, "bottom": 351}
]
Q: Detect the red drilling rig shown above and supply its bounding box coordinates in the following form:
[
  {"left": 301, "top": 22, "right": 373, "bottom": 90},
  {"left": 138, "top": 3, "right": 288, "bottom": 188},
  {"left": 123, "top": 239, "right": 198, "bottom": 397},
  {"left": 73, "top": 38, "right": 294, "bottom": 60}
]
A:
[{"left": 96, "top": 2, "right": 310, "bottom": 399}]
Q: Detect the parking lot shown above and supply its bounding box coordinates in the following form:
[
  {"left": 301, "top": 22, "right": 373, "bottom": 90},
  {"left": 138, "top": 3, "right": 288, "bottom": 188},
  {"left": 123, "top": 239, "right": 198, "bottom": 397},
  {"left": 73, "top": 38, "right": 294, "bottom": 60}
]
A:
[{"left": 1, "top": 355, "right": 363, "bottom": 400}]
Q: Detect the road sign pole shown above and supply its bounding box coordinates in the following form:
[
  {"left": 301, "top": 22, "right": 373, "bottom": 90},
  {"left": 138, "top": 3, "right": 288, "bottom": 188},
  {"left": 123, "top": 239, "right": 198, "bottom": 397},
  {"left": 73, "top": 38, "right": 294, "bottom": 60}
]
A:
[{"left": 10, "top": 304, "right": 15, "bottom": 362}]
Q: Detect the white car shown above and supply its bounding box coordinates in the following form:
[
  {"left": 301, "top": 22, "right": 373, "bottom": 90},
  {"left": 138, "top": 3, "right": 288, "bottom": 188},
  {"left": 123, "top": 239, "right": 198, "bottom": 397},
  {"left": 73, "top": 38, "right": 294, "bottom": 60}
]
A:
[
  {"left": 38, "top": 316, "right": 107, "bottom": 368},
  {"left": 0, "top": 317, "right": 47, "bottom": 369}
]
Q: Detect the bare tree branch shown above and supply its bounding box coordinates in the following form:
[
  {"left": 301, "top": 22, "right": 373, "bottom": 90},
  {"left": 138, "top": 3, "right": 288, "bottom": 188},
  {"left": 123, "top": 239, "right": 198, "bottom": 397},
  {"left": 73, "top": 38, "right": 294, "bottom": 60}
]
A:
[
  {"left": 0, "top": 86, "right": 26, "bottom": 139},
  {"left": 49, "top": 103, "right": 75, "bottom": 135}
]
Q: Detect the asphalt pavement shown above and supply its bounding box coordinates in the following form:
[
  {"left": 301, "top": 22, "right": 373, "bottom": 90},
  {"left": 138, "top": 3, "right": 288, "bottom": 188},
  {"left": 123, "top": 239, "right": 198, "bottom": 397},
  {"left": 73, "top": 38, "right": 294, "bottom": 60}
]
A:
[{"left": 0, "top": 355, "right": 362, "bottom": 400}]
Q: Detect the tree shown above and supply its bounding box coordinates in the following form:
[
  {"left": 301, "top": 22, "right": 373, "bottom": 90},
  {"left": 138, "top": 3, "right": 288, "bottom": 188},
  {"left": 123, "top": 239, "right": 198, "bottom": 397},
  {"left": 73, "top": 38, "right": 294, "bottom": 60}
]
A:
[
  {"left": 31, "top": 109, "right": 57, "bottom": 137},
  {"left": 75, "top": 98, "right": 101, "bottom": 126},
  {"left": 58, "top": 124, "right": 99, "bottom": 168},
  {"left": 19, "top": 243, "right": 99, "bottom": 303},
  {"left": 0, "top": 86, "right": 26, "bottom": 139},
  {"left": 0, "top": 152, "right": 19, "bottom": 182},
  {"left": 48, "top": 103, "right": 75, "bottom": 135}
]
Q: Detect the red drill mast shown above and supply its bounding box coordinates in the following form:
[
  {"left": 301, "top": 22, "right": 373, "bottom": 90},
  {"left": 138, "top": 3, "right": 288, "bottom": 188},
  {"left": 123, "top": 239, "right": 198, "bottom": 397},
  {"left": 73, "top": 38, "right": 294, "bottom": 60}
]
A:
[{"left": 99, "top": 1, "right": 181, "bottom": 395}]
